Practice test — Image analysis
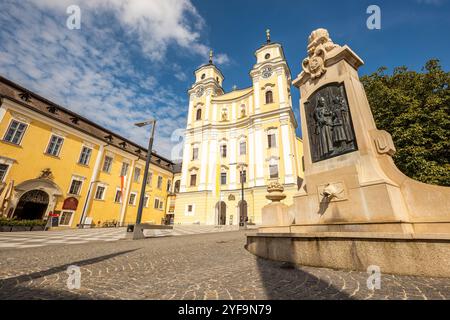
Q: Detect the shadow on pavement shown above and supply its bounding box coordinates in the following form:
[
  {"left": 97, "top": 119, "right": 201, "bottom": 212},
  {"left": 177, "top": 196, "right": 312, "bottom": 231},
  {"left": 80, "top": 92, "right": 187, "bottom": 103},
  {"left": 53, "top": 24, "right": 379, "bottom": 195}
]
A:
[
  {"left": 0, "top": 285, "right": 101, "bottom": 300},
  {"left": 0, "top": 249, "right": 139, "bottom": 291},
  {"left": 256, "top": 256, "right": 353, "bottom": 300}
]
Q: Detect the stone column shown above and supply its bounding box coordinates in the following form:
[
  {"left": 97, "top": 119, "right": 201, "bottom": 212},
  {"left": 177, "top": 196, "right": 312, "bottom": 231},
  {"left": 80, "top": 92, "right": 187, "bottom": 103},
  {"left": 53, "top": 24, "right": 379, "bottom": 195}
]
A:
[
  {"left": 186, "top": 95, "right": 194, "bottom": 129},
  {"left": 254, "top": 121, "right": 265, "bottom": 186},
  {"left": 198, "top": 131, "right": 210, "bottom": 191},
  {"left": 277, "top": 69, "right": 286, "bottom": 109},
  {"left": 229, "top": 133, "right": 237, "bottom": 190},
  {"left": 280, "top": 114, "right": 295, "bottom": 184},
  {"left": 207, "top": 132, "right": 218, "bottom": 193},
  {"left": 253, "top": 76, "right": 261, "bottom": 114},
  {"left": 248, "top": 128, "right": 255, "bottom": 187},
  {"left": 179, "top": 134, "right": 191, "bottom": 193}
]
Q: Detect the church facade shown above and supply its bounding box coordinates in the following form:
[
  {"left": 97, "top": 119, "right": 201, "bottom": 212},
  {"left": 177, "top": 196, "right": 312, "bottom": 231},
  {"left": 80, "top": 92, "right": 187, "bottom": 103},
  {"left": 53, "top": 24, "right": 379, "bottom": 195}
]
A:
[{"left": 174, "top": 33, "right": 304, "bottom": 225}]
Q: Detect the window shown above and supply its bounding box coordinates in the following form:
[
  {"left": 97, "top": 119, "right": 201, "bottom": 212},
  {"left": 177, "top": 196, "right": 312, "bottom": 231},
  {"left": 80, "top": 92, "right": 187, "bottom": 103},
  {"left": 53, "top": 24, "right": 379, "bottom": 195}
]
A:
[
  {"left": 240, "top": 170, "right": 247, "bottom": 183},
  {"left": 265, "top": 53, "right": 271, "bottom": 59},
  {"left": 269, "top": 164, "right": 279, "bottom": 179},
  {"left": 78, "top": 146, "right": 92, "bottom": 165},
  {"left": 190, "top": 174, "right": 197, "bottom": 187},
  {"left": 201, "top": 73, "right": 206, "bottom": 80},
  {"left": 167, "top": 180, "right": 172, "bottom": 192},
  {"left": 134, "top": 167, "right": 141, "bottom": 183},
  {"left": 45, "top": 135, "right": 64, "bottom": 157},
  {"left": 154, "top": 198, "right": 160, "bottom": 209},
  {"left": 120, "top": 162, "right": 129, "bottom": 177},
  {"left": 59, "top": 211, "right": 74, "bottom": 226},
  {"left": 157, "top": 176, "right": 163, "bottom": 189},
  {"left": 220, "top": 145, "right": 227, "bottom": 158},
  {"left": 192, "top": 147, "right": 199, "bottom": 160},
  {"left": 268, "top": 133, "right": 277, "bottom": 148},
  {"left": 146, "top": 172, "right": 153, "bottom": 186},
  {"left": 174, "top": 180, "right": 180, "bottom": 193},
  {"left": 159, "top": 200, "right": 164, "bottom": 210},
  {"left": 239, "top": 141, "right": 247, "bottom": 155},
  {"left": 186, "top": 204, "right": 195, "bottom": 216},
  {"left": 129, "top": 192, "right": 137, "bottom": 205},
  {"left": 94, "top": 185, "right": 106, "bottom": 200},
  {"left": 196, "top": 108, "right": 202, "bottom": 121},
  {"left": 69, "top": 179, "right": 83, "bottom": 195},
  {"left": 265, "top": 90, "right": 274, "bottom": 104},
  {"left": 0, "top": 164, "right": 9, "bottom": 182},
  {"left": 3, "top": 120, "right": 27, "bottom": 145},
  {"left": 114, "top": 189, "right": 122, "bottom": 203},
  {"left": 144, "top": 194, "right": 150, "bottom": 208},
  {"left": 221, "top": 172, "right": 227, "bottom": 185},
  {"left": 102, "top": 156, "right": 113, "bottom": 173}
]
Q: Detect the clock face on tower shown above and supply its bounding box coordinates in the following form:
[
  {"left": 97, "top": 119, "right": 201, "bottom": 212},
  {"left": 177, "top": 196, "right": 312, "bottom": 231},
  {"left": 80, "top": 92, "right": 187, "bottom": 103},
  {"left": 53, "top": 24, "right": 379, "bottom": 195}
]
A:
[
  {"left": 196, "top": 87, "right": 204, "bottom": 98},
  {"left": 261, "top": 66, "right": 273, "bottom": 79}
]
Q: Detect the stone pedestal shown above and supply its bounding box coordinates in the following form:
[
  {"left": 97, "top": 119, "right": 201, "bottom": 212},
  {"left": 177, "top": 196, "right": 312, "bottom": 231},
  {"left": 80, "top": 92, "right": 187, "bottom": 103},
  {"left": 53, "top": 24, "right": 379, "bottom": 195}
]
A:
[
  {"left": 248, "top": 28, "right": 450, "bottom": 277},
  {"left": 260, "top": 28, "right": 450, "bottom": 235},
  {"left": 261, "top": 182, "right": 294, "bottom": 227}
]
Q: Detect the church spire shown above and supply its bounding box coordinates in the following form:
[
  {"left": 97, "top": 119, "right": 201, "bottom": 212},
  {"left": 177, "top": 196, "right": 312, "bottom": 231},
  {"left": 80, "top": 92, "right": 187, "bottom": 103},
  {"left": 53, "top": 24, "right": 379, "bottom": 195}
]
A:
[{"left": 266, "top": 29, "right": 271, "bottom": 44}]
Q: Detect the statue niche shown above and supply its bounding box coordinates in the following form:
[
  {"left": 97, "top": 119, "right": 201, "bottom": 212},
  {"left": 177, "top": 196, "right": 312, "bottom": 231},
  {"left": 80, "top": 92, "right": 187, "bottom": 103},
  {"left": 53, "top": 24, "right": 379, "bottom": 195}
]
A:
[{"left": 305, "top": 83, "right": 357, "bottom": 162}]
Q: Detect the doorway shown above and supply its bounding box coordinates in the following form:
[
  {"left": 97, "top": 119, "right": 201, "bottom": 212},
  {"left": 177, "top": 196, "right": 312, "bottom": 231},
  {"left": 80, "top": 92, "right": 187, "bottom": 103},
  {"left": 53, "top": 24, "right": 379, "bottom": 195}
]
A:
[
  {"left": 238, "top": 200, "right": 248, "bottom": 227},
  {"left": 14, "top": 190, "right": 49, "bottom": 220},
  {"left": 216, "top": 201, "right": 226, "bottom": 225}
]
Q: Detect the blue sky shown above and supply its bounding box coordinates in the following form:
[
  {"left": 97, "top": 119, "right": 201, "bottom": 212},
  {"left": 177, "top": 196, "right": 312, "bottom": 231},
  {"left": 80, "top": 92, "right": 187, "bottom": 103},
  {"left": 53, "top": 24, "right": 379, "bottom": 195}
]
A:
[{"left": 0, "top": 0, "right": 449, "bottom": 159}]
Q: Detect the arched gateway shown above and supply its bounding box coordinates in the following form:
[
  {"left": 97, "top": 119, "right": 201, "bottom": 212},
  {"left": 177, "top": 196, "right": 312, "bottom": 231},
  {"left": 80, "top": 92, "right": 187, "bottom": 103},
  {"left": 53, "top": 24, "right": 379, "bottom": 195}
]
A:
[
  {"left": 14, "top": 190, "right": 49, "bottom": 220},
  {"left": 10, "top": 178, "right": 63, "bottom": 220}
]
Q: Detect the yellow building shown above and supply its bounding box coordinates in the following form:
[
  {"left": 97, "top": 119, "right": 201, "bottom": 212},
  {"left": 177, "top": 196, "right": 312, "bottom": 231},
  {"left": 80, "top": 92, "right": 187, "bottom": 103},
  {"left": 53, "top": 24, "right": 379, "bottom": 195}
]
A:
[
  {"left": 0, "top": 76, "right": 179, "bottom": 228},
  {"left": 174, "top": 33, "right": 304, "bottom": 225}
]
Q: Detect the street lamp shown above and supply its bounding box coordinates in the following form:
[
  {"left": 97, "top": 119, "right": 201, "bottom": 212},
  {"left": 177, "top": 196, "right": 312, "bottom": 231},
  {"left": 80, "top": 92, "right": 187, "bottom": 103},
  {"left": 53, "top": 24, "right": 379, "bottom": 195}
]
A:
[
  {"left": 135, "top": 118, "right": 156, "bottom": 229},
  {"left": 237, "top": 163, "right": 247, "bottom": 229}
]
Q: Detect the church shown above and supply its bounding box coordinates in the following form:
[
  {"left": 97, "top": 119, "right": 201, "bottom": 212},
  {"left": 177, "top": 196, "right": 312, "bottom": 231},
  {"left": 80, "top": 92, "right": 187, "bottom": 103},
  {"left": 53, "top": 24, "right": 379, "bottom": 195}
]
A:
[{"left": 174, "top": 31, "right": 305, "bottom": 226}]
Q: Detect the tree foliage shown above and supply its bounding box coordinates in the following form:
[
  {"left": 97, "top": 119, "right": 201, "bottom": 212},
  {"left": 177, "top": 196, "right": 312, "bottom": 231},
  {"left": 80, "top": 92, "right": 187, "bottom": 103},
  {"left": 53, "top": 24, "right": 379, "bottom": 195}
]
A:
[{"left": 361, "top": 59, "right": 450, "bottom": 186}]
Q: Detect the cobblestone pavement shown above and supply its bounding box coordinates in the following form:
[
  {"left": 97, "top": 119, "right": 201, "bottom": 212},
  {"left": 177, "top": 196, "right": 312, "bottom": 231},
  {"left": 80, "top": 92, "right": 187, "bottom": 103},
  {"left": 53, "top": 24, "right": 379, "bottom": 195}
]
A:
[
  {"left": 0, "top": 225, "right": 240, "bottom": 249},
  {"left": 0, "top": 231, "right": 449, "bottom": 300}
]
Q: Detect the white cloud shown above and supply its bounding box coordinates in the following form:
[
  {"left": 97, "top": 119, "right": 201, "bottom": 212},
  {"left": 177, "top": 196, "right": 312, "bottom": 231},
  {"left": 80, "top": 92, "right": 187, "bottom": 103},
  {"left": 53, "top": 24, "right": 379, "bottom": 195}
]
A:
[
  {"left": 0, "top": 0, "right": 226, "bottom": 158},
  {"left": 30, "top": 0, "right": 229, "bottom": 63}
]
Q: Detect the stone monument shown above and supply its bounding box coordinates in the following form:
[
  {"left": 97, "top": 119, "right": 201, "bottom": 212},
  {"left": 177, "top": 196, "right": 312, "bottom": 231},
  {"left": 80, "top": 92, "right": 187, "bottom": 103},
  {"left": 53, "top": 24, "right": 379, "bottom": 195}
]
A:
[{"left": 248, "top": 28, "right": 450, "bottom": 277}]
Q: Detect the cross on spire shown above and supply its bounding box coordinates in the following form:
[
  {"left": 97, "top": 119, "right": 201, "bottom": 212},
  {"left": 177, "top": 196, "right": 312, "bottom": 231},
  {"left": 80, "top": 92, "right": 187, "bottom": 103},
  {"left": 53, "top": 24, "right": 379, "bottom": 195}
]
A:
[{"left": 266, "top": 29, "right": 271, "bottom": 44}]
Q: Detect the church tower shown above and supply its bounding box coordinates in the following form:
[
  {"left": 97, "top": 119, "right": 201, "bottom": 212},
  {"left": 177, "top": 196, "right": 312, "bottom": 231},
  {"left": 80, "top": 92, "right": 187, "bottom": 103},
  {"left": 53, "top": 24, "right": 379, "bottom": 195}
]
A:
[
  {"left": 175, "top": 32, "right": 304, "bottom": 226},
  {"left": 186, "top": 50, "right": 224, "bottom": 130}
]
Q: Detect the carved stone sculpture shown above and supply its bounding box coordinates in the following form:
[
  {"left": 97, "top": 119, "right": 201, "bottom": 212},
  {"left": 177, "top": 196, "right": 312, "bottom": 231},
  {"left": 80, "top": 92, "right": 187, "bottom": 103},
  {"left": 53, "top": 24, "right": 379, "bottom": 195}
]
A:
[
  {"left": 302, "top": 28, "right": 340, "bottom": 80},
  {"left": 221, "top": 109, "right": 228, "bottom": 121},
  {"left": 266, "top": 182, "right": 286, "bottom": 202}
]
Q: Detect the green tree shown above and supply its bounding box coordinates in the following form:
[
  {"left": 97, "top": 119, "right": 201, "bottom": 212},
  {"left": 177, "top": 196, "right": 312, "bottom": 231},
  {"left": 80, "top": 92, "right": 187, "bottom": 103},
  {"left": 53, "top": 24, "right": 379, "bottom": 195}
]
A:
[{"left": 361, "top": 59, "right": 450, "bottom": 186}]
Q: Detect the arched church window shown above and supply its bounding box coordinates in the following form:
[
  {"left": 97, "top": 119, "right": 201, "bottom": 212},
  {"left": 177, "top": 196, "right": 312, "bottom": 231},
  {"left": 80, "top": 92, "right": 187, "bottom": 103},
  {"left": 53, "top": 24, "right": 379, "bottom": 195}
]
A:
[
  {"left": 196, "top": 108, "right": 202, "bottom": 121},
  {"left": 265, "top": 90, "right": 274, "bottom": 104},
  {"left": 220, "top": 144, "right": 227, "bottom": 158}
]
